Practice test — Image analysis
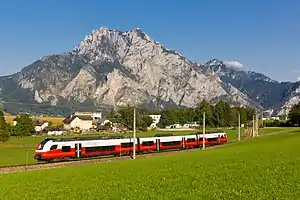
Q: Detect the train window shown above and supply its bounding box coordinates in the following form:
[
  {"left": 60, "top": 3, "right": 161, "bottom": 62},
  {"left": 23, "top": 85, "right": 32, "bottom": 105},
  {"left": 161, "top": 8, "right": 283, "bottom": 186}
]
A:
[
  {"left": 50, "top": 145, "right": 58, "bottom": 150},
  {"left": 162, "top": 141, "right": 181, "bottom": 146},
  {"left": 208, "top": 138, "right": 216, "bottom": 142},
  {"left": 142, "top": 141, "right": 154, "bottom": 146},
  {"left": 40, "top": 138, "right": 53, "bottom": 149},
  {"left": 62, "top": 146, "right": 71, "bottom": 152},
  {"left": 85, "top": 146, "right": 115, "bottom": 152},
  {"left": 187, "top": 138, "right": 195, "bottom": 143},
  {"left": 121, "top": 142, "right": 133, "bottom": 148}
]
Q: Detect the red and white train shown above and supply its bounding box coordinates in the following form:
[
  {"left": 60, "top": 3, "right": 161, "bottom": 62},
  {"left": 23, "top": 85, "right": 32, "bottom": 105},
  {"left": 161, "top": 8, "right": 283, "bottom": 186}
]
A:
[{"left": 34, "top": 132, "right": 228, "bottom": 162}]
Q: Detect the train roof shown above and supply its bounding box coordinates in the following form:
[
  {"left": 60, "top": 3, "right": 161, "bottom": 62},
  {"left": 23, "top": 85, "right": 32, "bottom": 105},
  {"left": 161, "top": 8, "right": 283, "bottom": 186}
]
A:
[
  {"left": 45, "top": 136, "right": 125, "bottom": 142},
  {"left": 42, "top": 132, "right": 226, "bottom": 143}
]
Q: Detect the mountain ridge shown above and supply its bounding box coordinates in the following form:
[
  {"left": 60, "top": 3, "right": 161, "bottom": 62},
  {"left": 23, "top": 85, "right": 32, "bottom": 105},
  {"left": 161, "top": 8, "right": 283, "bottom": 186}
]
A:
[{"left": 0, "top": 26, "right": 298, "bottom": 116}]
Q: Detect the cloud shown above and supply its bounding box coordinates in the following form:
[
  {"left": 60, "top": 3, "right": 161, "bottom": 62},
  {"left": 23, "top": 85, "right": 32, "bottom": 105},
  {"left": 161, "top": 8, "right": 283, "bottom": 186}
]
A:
[
  {"left": 223, "top": 60, "right": 244, "bottom": 69},
  {"left": 297, "top": 76, "right": 300, "bottom": 81}
]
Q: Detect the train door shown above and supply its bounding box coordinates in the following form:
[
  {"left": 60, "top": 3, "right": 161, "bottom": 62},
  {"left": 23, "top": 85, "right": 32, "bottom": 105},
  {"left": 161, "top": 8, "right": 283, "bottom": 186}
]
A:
[
  {"left": 137, "top": 138, "right": 140, "bottom": 154},
  {"left": 156, "top": 139, "right": 160, "bottom": 151},
  {"left": 75, "top": 143, "right": 82, "bottom": 158},
  {"left": 182, "top": 137, "right": 185, "bottom": 149}
]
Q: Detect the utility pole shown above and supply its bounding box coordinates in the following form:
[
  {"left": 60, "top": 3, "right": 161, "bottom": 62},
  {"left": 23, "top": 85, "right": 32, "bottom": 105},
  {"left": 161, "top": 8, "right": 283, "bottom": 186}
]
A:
[
  {"left": 260, "top": 110, "right": 263, "bottom": 128},
  {"left": 202, "top": 112, "right": 205, "bottom": 150},
  {"left": 133, "top": 107, "right": 136, "bottom": 159},
  {"left": 238, "top": 112, "right": 241, "bottom": 141},
  {"left": 252, "top": 115, "right": 255, "bottom": 138}
]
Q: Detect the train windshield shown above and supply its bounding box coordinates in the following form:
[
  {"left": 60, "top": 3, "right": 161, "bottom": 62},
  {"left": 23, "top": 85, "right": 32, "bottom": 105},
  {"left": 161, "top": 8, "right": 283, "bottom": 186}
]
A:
[{"left": 40, "top": 138, "right": 53, "bottom": 149}]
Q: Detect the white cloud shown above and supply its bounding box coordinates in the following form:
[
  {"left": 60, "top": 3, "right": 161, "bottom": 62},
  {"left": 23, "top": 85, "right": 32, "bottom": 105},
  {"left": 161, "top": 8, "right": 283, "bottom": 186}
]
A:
[
  {"left": 223, "top": 60, "right": 244, "bottom": 69},
  {"left": 297, "top": 76, "right": 300, "bottom": 81}
]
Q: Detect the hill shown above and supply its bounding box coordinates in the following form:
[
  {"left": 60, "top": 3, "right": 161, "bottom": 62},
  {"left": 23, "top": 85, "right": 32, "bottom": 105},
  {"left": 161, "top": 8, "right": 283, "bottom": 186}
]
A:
[{"left": 0, "top": 27, "right": 298, "bottom": 116}]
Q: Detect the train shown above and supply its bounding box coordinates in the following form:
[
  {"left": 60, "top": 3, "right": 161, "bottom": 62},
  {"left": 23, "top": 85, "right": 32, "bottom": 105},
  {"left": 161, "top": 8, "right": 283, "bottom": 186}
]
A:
[{"left": 34, "top": 132, "right": 228, "bottom": 162}]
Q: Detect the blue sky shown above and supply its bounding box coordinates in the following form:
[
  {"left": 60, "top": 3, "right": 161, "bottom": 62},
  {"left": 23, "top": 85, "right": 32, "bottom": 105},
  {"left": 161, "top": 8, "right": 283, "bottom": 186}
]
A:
[{"left": 0, "top": 0, "right": 299, "bottom": 82}]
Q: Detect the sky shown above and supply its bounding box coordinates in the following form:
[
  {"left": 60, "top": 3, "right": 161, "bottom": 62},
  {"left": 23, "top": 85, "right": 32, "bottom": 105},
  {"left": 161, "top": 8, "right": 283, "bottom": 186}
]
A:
[{"left": 0, "top": 0, "right": 299, "bottom": 82}]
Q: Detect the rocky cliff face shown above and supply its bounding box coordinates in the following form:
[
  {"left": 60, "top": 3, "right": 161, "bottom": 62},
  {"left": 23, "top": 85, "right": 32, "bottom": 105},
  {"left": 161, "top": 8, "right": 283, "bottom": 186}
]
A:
[
  {"left": 0, "top": 27, "right": 297, "bottom": 115},
  {"left": 203, "top": 59, "right": 300, "bottom": 116}
]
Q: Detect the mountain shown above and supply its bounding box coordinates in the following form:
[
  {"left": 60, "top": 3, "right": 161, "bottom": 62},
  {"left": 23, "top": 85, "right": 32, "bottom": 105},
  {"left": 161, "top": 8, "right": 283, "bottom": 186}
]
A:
[
  {"left": 0, "top": 27, "right": 263, "bottom": 115},
  {"left": 203, "top": 59, "right": 300, "bottom": 116}
]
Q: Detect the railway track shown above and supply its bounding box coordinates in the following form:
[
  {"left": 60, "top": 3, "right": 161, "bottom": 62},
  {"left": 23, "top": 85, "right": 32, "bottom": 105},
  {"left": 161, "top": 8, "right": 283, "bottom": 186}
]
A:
[{"left": 0, "top": 141, "right": 237, "bottom": 174}]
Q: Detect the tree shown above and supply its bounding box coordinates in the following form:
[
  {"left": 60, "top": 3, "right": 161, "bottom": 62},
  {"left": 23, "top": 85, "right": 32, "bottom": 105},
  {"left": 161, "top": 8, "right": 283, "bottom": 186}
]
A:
[
  {"left": 12, "top": 114, "right": 35, "bottom": 136},
  {"left": 0, "top": 110, "right": 11, "bottom": 142},
  {"left": 157, "top": 109, "right": 176, "bottom": 128},
  {"left": 111, "top": 106, "right": 155, "bottom": 130},
  {"left": 246, "top": 107, "right": 256, "bottom": 121},
  {"left": 288, "top": 103, "right": 300, "bottom": 126},
  {"left": 195, "top": 99, "right": 213, "bottom": 126},
  {"left": 213, "top": 101, "right": 228, "bottom": 127},
  {"left": 141, "top": 116, "right": 154, "bottom": 127}
]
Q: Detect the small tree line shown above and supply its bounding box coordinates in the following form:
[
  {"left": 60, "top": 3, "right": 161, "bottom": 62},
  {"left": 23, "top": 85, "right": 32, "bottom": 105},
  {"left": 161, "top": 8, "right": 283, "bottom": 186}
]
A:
[
  {"left": 1, "top": 101, "right": 300, "bottom": 142},
  {"left": 0, "top": 112, "right": 37, "bottom": 142},
  {"left": 107, "top": 100, "right": 258, "bottom": 130},
  {"left": 264, "top": 102, "right": 300, "bottom": 127}
]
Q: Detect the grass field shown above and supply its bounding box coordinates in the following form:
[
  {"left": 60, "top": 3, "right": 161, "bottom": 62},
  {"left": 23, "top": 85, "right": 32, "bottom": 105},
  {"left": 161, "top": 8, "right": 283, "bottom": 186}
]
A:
[
  {"left": 0, "top": 127, "right": 290, "bottom": 167},
  {"left": 0, "top": 127, "right": 299, "bottom": 199},
  {"left": 4, "top": 115, "right": 64, "bottom": 126}
]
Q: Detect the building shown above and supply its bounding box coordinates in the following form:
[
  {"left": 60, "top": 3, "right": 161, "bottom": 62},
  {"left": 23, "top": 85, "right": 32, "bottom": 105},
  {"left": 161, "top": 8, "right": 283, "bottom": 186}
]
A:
[
  {"left": 73, "top": 111, "right": 102, "bottom": 120},
  {"left": 13, "top": 117, "right": 49, "bottom": 132},
  {"left": 149, "top": 115, "right": 161, "bottom": 128},
  {"left": 12, "top": 118, "right": 17, "bottom": 126},
  {"left": 47, "top": 127, "right": 66, "bottom": 136},
  {"left": 33, "top": 119, "right": 49, "bottom": 132},
  {"left": 63, "top": 115, "right": 93, "bottom": 131},
  {"left": 97, "top": 118, "right": 112, "bottom": 126}
]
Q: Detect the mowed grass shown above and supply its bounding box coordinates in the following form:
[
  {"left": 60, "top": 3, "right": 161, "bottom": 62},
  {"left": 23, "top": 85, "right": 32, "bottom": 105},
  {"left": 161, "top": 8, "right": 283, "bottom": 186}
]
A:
[
  {"left": 0, "top": 128, "right": 300, "bottom": 199},
  {"left": 0, "top": 127, "right": 290, "bottom": 167},
  {"left": 4, "top": 115, "right": 64, "bottom": 126}
]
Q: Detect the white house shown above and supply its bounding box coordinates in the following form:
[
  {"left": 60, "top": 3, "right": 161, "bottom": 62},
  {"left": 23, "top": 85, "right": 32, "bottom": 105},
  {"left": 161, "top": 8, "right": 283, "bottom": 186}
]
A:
[
  {"left": 34, "top": 120, "right": 49, "bottom": 132},
  {"left": 73, "top": 111, "right": 102, "bottom": 120},
  {"left": 47, "top": 128, "right": 66, "bottom": 136},
  {"left": 99, "top": 119, "right": 112, "bottom": 126},
  {"left": 13, "top": 118, "right": 49, "bottom": 132},
  {"left": 149, "top": 115, "right": 161, "bottom": 128},
  {"left": 13, "top": 118, "right": 17, "bottom": 126},
  {"left": 63, "top": 115, "right": 93, "bottom": 131}
]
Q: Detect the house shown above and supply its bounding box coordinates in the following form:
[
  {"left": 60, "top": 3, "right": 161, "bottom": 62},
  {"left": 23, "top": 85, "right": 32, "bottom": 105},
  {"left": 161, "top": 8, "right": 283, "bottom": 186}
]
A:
[
  {"left": 33, "top": 119, "right": 49, "bottom": 132},
  {"left": 13, "top": 118, "right": 17, "bottom": 126},
  {"left": 73, "top": 111, "right": 102, "bottom": 120},
  {"left": 13, "top": 117, "right": 49, "bottom": 132},
  {"left": 149, "top": 115, "right": 161, "bottom": 128},
  {"left": 95, "top": 118, "right": 113, "bottom": 131},
  {"left": 97, "top": 118, "right": 112, "bottom": 126},
  {"left": 111, "top": 123, "right": 128, "bottom": 133},
  {"left": 63, "top": 115, "right": 93, "bottom": 131},
  {"left": 47, "top": 127, "right": 66, "bottom": 136}
]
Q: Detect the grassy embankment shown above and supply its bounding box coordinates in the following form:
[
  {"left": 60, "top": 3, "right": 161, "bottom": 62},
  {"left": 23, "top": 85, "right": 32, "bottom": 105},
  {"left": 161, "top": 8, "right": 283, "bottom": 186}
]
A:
[{"left": 0, "top": 127, "right": 299, "bottom": 199}]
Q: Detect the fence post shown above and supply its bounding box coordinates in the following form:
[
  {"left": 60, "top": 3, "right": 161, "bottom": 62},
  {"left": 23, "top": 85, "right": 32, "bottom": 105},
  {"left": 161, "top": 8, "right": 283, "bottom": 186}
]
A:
[{"left": 25, "top": 149, "right": 28, "bottom": 170}]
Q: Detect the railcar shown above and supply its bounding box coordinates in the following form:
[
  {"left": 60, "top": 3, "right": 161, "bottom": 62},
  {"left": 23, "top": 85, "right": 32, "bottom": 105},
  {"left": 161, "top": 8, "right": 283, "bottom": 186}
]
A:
[{"left": 34, "top": 132, "right": 227, "bottom": 162}]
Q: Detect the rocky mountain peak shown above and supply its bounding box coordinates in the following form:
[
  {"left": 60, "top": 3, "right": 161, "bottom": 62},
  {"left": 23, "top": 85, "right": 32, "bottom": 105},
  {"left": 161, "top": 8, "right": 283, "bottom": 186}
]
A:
[{"left": 1, "top": 26, "right": 298, "bottom": 116}]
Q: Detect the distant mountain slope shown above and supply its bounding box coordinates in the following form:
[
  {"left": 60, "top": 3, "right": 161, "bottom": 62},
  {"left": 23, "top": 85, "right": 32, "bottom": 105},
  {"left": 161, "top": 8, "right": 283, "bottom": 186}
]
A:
[
  {"left": 203, "top": 59, "right": 299, "bottom": 115},
  {"left": 0, "top": 27, "right": 297, "bottom": 116}
]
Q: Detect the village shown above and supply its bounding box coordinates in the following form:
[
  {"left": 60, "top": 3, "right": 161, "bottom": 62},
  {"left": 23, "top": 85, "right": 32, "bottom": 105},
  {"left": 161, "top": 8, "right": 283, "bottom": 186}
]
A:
[{"left": 11, "top": 111, "right": 201, "bottom": 136}]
